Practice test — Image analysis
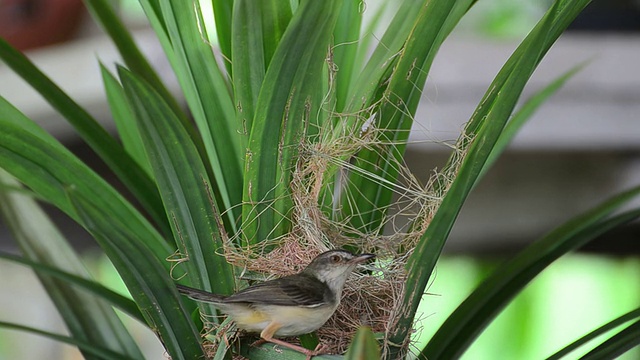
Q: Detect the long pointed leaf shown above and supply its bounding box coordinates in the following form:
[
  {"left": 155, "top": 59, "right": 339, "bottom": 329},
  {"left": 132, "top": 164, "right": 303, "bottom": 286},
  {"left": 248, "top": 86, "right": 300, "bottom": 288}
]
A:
[
  {"left": 579, "top": 320, "right": 640, "bottom": 360},
  {"left": 231, "top": 0, "right": 292, "bottom": 132},
  {"left": 344, "top": 327, "right": 381, "bottom": 360},
  {"left": 159, "top": 0, "right": 244, "bottom": 232},
  {"left": 231, "top": 0, "right": 266, "bottom": 134},
  {"left": 0, "top": 321, "right": 135, "bottom": 360},
  {"left": 83, "top": 0, "right": 183, "bottom": 118},
  {"left": 332, "top": 0, "right": 363, "bottom": 112},
  {"left": 440, "top": 0, "right": 591, "bottom": 161},
  {"left": 344, "top": 0, "right": 425, "bottom": 115},
  {"left": 70, "top": 191, "right": 205, "bottom": 360},
  {"left": 242, "top": 0, "right": 342, "bottom": 245},
  {"left": 0, "top": 252, "right": 144, "bottom": 324},
  {"left": 0, "top": 170, "right": 143, "bottom": 359},
  {"left": 388, "top": 1, "right": 591, "bottom": 356},
  {"left": 0, "top": 97, "right": 173, "bottom": 263},
  {"left": 0, "top": 38, "right": 167, "bottom": 232},
  {"left": 119, "top": 68, "right": 235, "bottom": 313},
  {"left": 101, "top": 64, "right": 152, "bottom": 175},
  {"left": 242, "top": 343, "right": 342, "bottom": 359},
  {"left": 212, "top": 0, "right": 234, "bottom": 73},
  {"left": 339, "top": 0, "right": 471, "bottom": 234},
  {"left": 547, "top": 308, "right": 640, "bottom": 360},
  {"left": 423, "top": 186, "right": 640, "bottom": 359},
  {"left": 481, "top": 62, "right": 587, "bottom": 178}
]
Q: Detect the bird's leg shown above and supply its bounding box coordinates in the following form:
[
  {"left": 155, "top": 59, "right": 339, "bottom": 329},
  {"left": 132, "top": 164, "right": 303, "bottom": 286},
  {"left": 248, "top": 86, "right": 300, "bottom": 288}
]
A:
[{"left": 260, "top": 322, "right": 320, "bottom": 360}]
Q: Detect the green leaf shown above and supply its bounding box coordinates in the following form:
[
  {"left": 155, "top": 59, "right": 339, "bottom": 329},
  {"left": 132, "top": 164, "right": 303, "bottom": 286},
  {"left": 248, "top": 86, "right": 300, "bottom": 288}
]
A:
[
  {"left": 579, "top": 320, "right": 640, "bottom": 360},
  {"left": 344, "top": 327, "right": 381, "bottom": 360},
  {"left": 0, "top": 95, "right": 57, "bottom": 145},
  {"left": 0, "top": 251, "right": 144, "bottom": 324},
  {"left": 299, "top": 332, "right": 319, "bottom": 351},
  {"left": 444, "top": 0, "right": 591, "bottom": 148},
  {"left": 339, "top": 0, "right": 472, "bottom": 234},
  {"left": 119, "top": 68, "right": 236, "bottom": 312},
  {"left": 159, "top": 0, "right": 244, "bottom": 232},
  {"left": 0, "top": 170, "right": 144, "bottom": 359},
  {"left": 101, "top": 64, "right": 152, "bottom": 175},
  {"left": 332, "top": 0, "right": 363, "bottom": 112},
  {"left": 231, "top": 0, "right": 292, "bottom": 132},
  {"left": 349, "top": 1, "right": 389, "bottom": 88},
  {"left": 70, "top": 191, "right": 206, "bottom": 360},
  {"left": 546, "top": 308, "right": 640, "bottom": 360},
  {"left": 388, "top": 1, "right": 592, "bottom": 356},
  {"left": 344, "top": 0, "right": 424, "bottom": 115},
  {"left": 242, "top": 343, "right": 343, "bottom": 360},
  {"left": 422, "top": 187, "right": 640, "bottom": 359},
  {"left": 0, "top": 98, "right": 173, "bottom": 263},
  {"left": 212, "top": 0, "right": 234, "bottom": 73},
  {"left": 318, "top": 1, "right": 421, "bottom": 207},
  {"left": 136, "top": 0, "right": 168, "bottom": 42},
  {"left": 231, "top": 0, "right": 266, "bottom": 134},
  {"left": 259, "top": 1, "right": 292, "bottom": 69},
  {"left": 242, "top": 0, "right": 342, "bottom": 245},
  {"left": 83, "top": 0, "right": 183, "bottom": 118},
  {"left": 480, "top": 62, "right": 587, "bottom": 178},
  {"left": 0, "top": 38, "right": 167, "bottom": 232},
  {"left": 0, "top": 321, "right": 135, "bottom": 360}
]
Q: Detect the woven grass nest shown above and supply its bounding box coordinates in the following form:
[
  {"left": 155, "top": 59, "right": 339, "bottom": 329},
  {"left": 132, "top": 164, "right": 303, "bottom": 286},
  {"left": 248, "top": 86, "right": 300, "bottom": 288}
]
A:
[{"left": 194, "top": 124, "right": 448, "bottom": 358}]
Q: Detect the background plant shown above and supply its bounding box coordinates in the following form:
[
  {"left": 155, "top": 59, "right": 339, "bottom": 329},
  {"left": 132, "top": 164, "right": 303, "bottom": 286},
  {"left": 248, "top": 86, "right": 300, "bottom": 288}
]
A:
[{"left": 0, "top": 0, "right": 638, "bottom": 359}]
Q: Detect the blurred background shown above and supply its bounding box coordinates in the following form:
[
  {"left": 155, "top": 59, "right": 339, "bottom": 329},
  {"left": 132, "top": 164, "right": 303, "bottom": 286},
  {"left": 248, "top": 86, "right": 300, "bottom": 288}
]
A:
[{"left": 0, "top": 0, "right": 638, "bottom": 359}]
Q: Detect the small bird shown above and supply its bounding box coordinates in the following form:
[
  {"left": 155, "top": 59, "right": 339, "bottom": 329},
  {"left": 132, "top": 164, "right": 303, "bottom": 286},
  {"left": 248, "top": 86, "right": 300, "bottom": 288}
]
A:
[{"left": 176, "top": 249, "right": 375, "bottom": 359}]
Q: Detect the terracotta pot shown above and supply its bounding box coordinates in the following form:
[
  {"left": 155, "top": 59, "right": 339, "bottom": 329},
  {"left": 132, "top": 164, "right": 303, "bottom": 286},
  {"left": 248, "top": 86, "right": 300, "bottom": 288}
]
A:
[{"left": 0, "top": 0, "right": 85, "bottom": 50}]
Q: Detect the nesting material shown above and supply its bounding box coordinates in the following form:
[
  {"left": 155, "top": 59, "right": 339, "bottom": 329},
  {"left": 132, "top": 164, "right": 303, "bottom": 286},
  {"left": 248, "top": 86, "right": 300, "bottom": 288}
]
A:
[
  {"left": 202, "top": 135, "right": 450, "bottom": 360},
  {"left": 192, "top": 83, "right": 470, "bottom": 358}
]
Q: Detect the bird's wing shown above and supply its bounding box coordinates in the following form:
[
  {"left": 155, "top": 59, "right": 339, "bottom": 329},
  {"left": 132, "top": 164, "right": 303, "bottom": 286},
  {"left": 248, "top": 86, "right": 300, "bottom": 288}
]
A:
[{"left": 224, "top": 274, "right": 330, "bottom": 307}]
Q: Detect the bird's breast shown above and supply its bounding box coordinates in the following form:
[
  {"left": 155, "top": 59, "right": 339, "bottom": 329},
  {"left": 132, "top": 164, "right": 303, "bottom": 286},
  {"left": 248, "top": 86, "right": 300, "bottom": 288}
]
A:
[
  {"left": 256, "top": 303, "right": 337, "bottom": 337},
  {"left": 221, "top": 302, "right": 337, "bottom": 337}
]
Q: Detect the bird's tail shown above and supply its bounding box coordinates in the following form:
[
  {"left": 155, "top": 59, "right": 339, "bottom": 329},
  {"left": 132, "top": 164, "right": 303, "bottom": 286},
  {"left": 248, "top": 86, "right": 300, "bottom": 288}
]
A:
[{"left": 176, "top": 284, "right": 226, "bottom": 304}]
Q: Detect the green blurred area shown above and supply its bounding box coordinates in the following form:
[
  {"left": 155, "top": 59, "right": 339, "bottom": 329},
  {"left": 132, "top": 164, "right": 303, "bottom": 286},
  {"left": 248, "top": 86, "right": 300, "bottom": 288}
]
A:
[{"left": 412, "top": 254, "right": 640, "bottom": 359}]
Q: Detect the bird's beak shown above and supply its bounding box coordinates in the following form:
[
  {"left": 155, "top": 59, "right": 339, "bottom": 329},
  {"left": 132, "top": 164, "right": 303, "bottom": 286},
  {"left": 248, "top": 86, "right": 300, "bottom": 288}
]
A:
[{"left": 350, "top": 253, "right": 375, "bottom": 264}]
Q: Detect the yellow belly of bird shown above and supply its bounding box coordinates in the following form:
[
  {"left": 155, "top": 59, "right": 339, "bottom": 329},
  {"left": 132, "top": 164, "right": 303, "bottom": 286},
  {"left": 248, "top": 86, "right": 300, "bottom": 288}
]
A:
[{"left": 223, "top": 303, "right": 336, "bottom": 337}]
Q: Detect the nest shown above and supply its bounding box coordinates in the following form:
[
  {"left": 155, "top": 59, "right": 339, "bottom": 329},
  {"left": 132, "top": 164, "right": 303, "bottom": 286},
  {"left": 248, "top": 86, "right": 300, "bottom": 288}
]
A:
[
  {"left": 192, "top": 58, "right": 469, "bottom": 359},
  {"left": 195, "top": 119, "right": 464, "bottom": 360}
]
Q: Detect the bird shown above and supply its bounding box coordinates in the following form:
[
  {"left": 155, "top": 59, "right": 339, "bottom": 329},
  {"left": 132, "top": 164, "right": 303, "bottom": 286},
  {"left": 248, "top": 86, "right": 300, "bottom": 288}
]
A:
[{"left": 176, "top": 249, "right": 375, "bottom": 359}]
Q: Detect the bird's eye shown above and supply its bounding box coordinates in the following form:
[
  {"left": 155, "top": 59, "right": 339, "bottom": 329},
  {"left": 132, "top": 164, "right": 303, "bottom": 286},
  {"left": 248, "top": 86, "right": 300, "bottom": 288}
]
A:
[{"left": 330, "top": 255, "right": 341, "bottom": 263}]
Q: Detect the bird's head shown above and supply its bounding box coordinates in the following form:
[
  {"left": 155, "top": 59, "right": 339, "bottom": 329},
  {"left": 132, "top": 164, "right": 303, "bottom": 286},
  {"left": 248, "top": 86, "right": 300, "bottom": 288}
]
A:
[{"left": 302, "top": 250, "right": 375, "bottom": 297}]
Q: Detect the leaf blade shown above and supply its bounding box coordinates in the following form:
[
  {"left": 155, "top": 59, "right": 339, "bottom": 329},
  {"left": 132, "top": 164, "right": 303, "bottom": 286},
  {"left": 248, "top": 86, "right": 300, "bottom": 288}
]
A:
[
  {"left": 70, "top": 191, "right": 206, "bottom": 360},
  {"left": 344, "top": 327, "right": 381, "bottom": 360},
  {"left": 0, "top": 321, "right": 136, "bottom": 360},
  {"left": 0, "top": 38, "right": 167, "bottom": 233},
  {"left": 338, "top": 0, "right": 472, "bottom": 234},
  {"left": 160, "top": 0, "right": 244, "bottom": 232},
  {"left": 0, "top": 251, "right": 144, "bottom": 324},
  {"left": 83, "top": 0, "right": 182, "bottom": 117},
  {"left": 422, "top": 187, "right": 640, "bottom": 359},
  {"left": 242, "top": 0, "right": 342, "bottom": 245},
  {"left": 579, "top": 320, "right": 640, "bottom": 360},
  {"left": 0, "top": 98, "right": 172, "bottom": 263},
  {"left": 546, "top": 308, "right": 640, "bottom": 360},
  {"left": 0, "top": 170, "right": 144, "bottom": 359},
  {"left": 101, "top": 64, "right": 152, "bottom": 175},
  {"left": 388, "top": 1, "right": 592, "bottom": 356},
  {"left": 119, "top": 68, "right": 236, "bottom": 309}
]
